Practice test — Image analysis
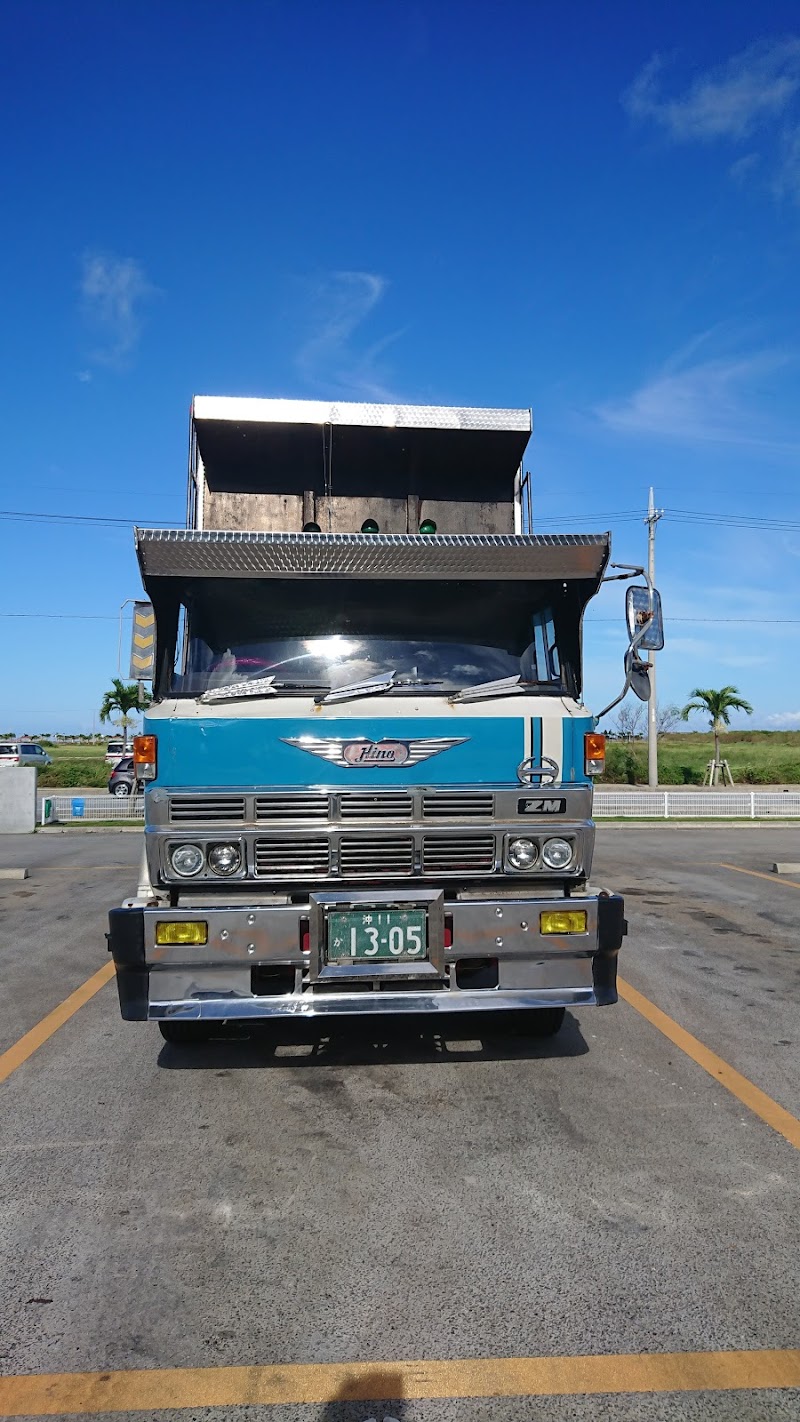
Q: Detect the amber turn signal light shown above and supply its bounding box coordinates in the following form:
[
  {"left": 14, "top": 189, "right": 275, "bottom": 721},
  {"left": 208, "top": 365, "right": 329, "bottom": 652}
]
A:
[
  {"left": 133, "top": 733, "right": 157, "bottom": 781},
  {"left": 584, "top": 732, "right": 605, "bottom": 777}
]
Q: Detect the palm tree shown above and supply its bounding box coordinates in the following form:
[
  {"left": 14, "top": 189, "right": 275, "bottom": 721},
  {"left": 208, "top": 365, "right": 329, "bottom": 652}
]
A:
[
  {"left": 680, "top": 686, "right": 753, "bottom": 768},
  {"left": 99, "top": 679, "right": 151, "bottom": 745}
]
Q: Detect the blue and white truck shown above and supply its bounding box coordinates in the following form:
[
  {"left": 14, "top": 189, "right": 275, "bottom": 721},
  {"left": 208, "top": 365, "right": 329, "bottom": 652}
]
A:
[{"left": 108, "top": 397, "right": 660, "bottom": 1045}]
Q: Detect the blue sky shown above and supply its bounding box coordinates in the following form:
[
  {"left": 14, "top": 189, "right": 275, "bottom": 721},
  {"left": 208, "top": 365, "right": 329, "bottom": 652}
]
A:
[{"left": 2, "top": 0, "right": 800, "bottom": 734}]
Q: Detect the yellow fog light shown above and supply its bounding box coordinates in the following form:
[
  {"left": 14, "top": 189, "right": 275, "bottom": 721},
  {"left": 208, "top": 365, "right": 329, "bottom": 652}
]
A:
[
  {"left": 155, "top": 921, "right": 208, "bottom": 946},
  {"left": 539, "top": 910, "right": 588, "bottom": 935}
]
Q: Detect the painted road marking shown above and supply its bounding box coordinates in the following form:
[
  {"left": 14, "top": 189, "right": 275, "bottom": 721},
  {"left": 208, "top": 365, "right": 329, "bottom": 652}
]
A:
[
  {"left": 719, "top": 862, "right": 800, "bottom": 889},
  {"left": 0, "top": 1349, "right": 798, "bottom": 1414},
  {"left": 0, "top": 963, "right": 115, "bottom": 1085},
  {"left": 618, "top": 978, "right": 800, "bottom": 1151}
]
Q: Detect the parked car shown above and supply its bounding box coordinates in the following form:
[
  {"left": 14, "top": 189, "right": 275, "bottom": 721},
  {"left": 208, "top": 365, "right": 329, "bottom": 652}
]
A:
[
  {"left": 105, "top": 739, "right": 133, "bottom": 766},
  {"left": 107, "top": 756, "right": 144, "bottom": 797},
  {"left": 0, "top": 742, "right": 52, "bottom": 768}
]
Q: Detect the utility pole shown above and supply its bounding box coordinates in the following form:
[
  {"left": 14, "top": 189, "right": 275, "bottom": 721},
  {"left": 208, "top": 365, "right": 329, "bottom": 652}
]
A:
[{"left": 646, "top": 487, "right": 663, "bottom": 788}]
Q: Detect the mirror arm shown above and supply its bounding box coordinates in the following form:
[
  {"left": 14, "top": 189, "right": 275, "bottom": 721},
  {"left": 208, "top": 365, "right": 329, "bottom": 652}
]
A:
[
  {"left": 596, "top": 676, "right": 633, "bottom": 722},
  {"left": 595, "top": 567, "right": 655, "bottom": 720}
]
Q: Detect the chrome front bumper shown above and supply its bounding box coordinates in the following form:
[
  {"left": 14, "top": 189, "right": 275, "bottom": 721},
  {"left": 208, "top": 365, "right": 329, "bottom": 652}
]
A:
[{"left": 108, "top": 891, "right": 625, "bottom": 1021}]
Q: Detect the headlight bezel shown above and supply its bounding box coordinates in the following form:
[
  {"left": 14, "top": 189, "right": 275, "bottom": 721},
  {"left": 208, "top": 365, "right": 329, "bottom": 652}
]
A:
[
  {"left": 169, "top": 842, "right": 205, "bottom": 878},
  {"left": 505, "top": 836, "right": 540, "bottom": 871},
  {"left": 207, "top": 842, "right": 244, "bottom": 877},
  {"left": 540, "top": 836, "right": 574, "bottom": 871}
]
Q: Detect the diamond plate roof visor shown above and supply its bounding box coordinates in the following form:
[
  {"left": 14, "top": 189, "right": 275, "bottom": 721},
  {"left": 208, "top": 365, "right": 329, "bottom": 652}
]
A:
[{"left": 135, "top": 531, "right": 610, "bottom": 584}]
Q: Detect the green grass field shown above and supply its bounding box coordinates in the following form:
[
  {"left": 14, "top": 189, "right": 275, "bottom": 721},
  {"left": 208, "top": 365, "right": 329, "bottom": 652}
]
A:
[
  {"left": 39, "top": 743, "right": 112, "bottom": 789},
  {"left": 34, "top": 729, "right": 800, "bottom": 788},
  {"left": 602, "top": 731, "right": 800, "bottom": 785}
]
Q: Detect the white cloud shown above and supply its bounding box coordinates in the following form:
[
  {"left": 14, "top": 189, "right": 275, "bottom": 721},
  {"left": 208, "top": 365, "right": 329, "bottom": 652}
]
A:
[
  {"left": 80, "top": 252, "right": 155, "bottom": 367},
  {"left": 767, "top": 710, "right": 800, "bottom": 726},
  {"left": 76, "top": 370, "right": 92, "bottom": 383},
  {"left": 623, "top": 39, "right": 800, "bottom": 142},
  {"left": 774, "top": 122, "right": 800, "bottom": 202},
  {"left": 594, "top": 347, "right": 797, "bottom": 450},
  {"left": 295, "top": 271, "right": 404, "bottom": 399}
]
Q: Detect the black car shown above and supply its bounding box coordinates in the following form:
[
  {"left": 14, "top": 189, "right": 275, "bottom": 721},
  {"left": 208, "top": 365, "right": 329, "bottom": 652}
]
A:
[{"left": 107, "top": 756, "right": 144, "bottom": 797}]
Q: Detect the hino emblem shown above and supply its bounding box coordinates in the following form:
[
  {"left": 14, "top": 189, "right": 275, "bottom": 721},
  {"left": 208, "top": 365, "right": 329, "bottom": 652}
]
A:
[{"left": 280, "top": 736, "right": 468, "bottom": 768}]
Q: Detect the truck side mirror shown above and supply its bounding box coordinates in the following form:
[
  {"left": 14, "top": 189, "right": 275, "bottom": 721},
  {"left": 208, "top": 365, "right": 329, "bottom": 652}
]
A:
[
  {"left": 626, "top": 586, "right": 664, "bottom": 652},
  {"left": 625, "top": 647, "right": 652, "bottom": 701}
]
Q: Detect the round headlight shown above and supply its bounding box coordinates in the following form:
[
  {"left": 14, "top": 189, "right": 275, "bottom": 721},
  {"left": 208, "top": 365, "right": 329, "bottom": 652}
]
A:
[
  {"left": 208, "top": 843, "right": 242, "bottom": 876},
  {"left": 541, "top": 837, "right": 573, "bottom": 870},
  {"left": 507, "top": 837, "right": 539, "bottom": 870},
  {"left": 170, "top": 843, "right": 204, "bottom": 877}
]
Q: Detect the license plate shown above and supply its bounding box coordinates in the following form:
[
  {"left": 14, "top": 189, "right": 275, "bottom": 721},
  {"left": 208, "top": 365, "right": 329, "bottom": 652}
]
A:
[{"left": 327, "top": 909, "right": 427, "bottom": 962}]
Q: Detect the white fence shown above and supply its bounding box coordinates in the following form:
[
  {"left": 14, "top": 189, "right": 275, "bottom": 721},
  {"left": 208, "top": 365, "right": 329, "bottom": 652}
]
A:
[
  {"left": 594, "top": 790, "right": 800, "bottom": 818},
  {"left": 41, "top": 795, "right": 144, "bottom": 823},
  {"left": 40, "top": 790, "right": 800, "bottom": 823}
]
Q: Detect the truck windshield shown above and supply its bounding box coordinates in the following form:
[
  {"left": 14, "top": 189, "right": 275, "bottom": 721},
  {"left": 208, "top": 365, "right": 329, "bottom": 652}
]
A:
[{"left": 168, "top": 579, "right": 566, "bottom": 697}]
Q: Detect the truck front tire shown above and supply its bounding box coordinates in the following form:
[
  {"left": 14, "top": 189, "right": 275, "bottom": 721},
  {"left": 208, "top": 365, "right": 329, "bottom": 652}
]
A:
[
  {"left": 158, "top": 1021, "right": 213, "bottom": 1046},
  {"left": 512, "top": 1007, "right": 566, "bottom": 1037}
]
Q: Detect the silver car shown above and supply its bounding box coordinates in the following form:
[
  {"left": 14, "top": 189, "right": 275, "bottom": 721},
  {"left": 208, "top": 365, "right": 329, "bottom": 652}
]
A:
[{"left": 0, "top": 742, "right": 52, "bottom": 768}]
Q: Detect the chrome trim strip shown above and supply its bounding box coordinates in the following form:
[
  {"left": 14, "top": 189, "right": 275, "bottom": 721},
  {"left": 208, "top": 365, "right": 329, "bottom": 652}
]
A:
[{"left": 150, "top": 987, "right": 597, "bottom": 1020}]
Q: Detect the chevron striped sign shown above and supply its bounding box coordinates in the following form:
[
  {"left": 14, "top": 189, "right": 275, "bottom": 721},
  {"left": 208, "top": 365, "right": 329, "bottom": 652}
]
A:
[{"left": 129, "top": 601, "right": 155, "bottom": 679}]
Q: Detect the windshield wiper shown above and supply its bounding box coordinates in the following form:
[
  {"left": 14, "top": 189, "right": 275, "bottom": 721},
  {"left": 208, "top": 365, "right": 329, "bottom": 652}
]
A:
[
  {"left": 449, "top": 675, "right": 528, "bottom": 704},
  {"left": 199, "top": 676, "right": 328, "bottom": 704},
  {"left": 316, "top": 670, "right": 398, "bottom": 705},
  {"left": 318, "top": 671, "right": 443, "bottom": 705}
]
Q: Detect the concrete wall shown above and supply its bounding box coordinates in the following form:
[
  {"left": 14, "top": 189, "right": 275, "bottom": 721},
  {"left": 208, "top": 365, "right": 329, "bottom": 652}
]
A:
[{"left": 0, "top": 768, "right": 37, "bottom": 833}]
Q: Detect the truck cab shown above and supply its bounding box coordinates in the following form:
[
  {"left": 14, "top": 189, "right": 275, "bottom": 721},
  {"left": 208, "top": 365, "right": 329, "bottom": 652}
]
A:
[{"left": 108, "top": 397, "right": 627, "bottom": 1043}]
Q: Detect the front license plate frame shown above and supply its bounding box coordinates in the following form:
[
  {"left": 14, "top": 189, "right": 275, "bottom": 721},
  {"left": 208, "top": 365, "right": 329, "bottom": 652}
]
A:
[
  {"left": 309, "top": 889, "right": 445, "bottom": 982},
  {"left": 327, "top": 909, "right": 428, "bottom": 963}
]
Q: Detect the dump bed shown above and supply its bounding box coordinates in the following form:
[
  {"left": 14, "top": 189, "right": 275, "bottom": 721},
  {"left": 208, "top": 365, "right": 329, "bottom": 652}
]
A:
[{"left": 189, "top": 396, "right": 532, "bottom": 535}]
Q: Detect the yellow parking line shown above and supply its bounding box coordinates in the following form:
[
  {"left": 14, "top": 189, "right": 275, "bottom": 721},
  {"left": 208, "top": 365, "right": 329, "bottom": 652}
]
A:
[
  {"left": 719, "top": 862, "right": 800, "bottom": 889},
  {"left": 0, "top": 963, "right": 115, "bottom": 1085},
  {"left": 618, "top": 978, "right": 800, "bottom": 1150},
  {"left": 0, "top": 1348, "right": 798, "bottom": 1414}
]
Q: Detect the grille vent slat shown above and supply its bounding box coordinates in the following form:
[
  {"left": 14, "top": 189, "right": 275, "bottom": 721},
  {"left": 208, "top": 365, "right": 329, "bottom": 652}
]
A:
[
  {"left": 422, "top": 834, "right": 496, "bottom": 874},
  {"left": 422, "top": 793, "right": 494, "bottom": 819},
  {"left": 169, "top": 796, "right": 246, "bottom": 823},
  {"left": 254, "top": 839, "right": 330, "bottom": 877},
  {"left": 256, "top": 794, "right": 329, "bottom": 820},
  {"left": 339, "top": 837, "right": 415, "bottom": 877},
  {"left": 339, "top": 793, "right": 414, "bottom": 819}
]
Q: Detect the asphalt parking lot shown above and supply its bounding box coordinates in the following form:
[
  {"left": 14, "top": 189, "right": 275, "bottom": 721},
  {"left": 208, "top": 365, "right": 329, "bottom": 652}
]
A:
[{"left": 0, "top": 826, "right": 798, "bottom": 1421}]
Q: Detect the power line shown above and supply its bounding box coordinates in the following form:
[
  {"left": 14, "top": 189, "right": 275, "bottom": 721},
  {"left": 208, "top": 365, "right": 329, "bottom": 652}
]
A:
[
  {"left": 0, "top": 613, "right": 118, "bottom": 620},
  {"left": 0, "top": 510, "right": 181, "bottom": 528}
]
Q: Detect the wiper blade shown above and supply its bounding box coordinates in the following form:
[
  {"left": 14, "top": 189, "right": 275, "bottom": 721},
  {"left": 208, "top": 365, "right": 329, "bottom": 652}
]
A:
[
  {"left": 316, "top": 671, "right": 445, "bottom": 705},
  {"left": 317, "top": 670, "right": 397, "bottom": 705},
  {"left": 199, "top": 676, "right": 277, "bottom": 704},
  {"left": 449, "top": 675, "right": 526, "bottom": 704},
  {"left": 200, "top": 676, "right": 330, "bottom": 704}
]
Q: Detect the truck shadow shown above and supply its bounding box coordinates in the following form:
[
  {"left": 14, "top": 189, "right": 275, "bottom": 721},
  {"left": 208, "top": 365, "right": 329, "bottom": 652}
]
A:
[
  {"left": 157, "top": 1010, "right": 588, "bottom": 1070},
  {"left": 315, "top": 1368, "right": 408, "bottom": 1420}
]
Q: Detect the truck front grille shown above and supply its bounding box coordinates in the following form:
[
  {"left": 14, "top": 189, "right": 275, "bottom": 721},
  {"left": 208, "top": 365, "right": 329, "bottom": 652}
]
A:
[
  {"left": 256, "top": 794, "right": 329, "bottom": 820},
  {"left": 251, "top": 832, "right": 498, "bottom": 880},
  {"left": 338, "top": 836, "right": 415, "bottom": 877},
  {"left": 254, "top": 839, "right": 330, "bottom": 877},
  {"left": 422, "top": 834, "right": 497, "bottom": 874},
  {"left": 339, "top": 792, "right": 414, "bottom": 819},
  {"left": 169, "top": 796, "right": 246, "bottom": 823},
  {"left": 422, "top": 793, "right": 494, "bottom": 819}
]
